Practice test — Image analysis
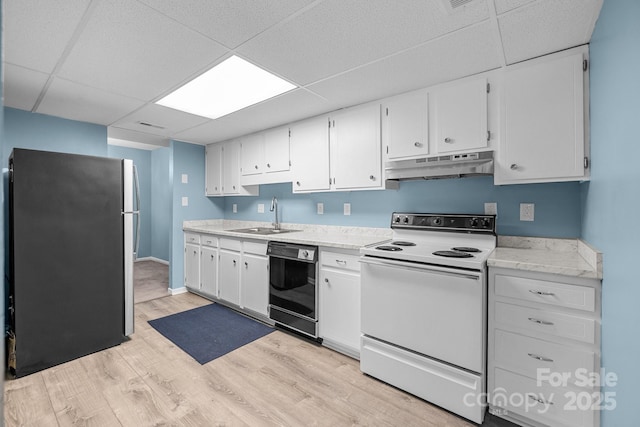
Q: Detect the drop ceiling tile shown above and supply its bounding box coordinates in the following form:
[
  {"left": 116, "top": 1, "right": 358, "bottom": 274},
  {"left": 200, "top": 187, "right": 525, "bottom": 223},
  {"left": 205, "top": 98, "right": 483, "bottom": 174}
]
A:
[
  {"left": 3, "top": 64, "right": 50, "bottom": 111},
  {"left": 307, "top": 21, "right": 502, "bottom": 108},
  {"left": 494, "top": 0, "right": 536, "bottom": 15},
  {"left": 111, "top": 104, "right": 211, "bottom": 137},
  {"left": 499, "top": 0, "right": 602, "bottom": 64},
  {"left": 57, "top": 0, "right": 229, "bottom": 101},
  {"left": 173, "top": 88, "right": 334, "bottom": 143},
  {"left": 37, "top": 78, "right": 146, "bottom": 126},
  {"left": 4, "top": 0, "right": 91, "bottom": 73},
  {"left": 137, "top": 0, "right": 316, "bottom": 49},
  {"left": 237, "top": 0, "right": 489, "bottom": 85}
]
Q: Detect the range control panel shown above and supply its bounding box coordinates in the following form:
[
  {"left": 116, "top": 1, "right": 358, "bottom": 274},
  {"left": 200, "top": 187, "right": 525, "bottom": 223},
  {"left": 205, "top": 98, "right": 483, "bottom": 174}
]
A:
[{"left": 391, "top": 213, "right": 496, "bottom": 234}]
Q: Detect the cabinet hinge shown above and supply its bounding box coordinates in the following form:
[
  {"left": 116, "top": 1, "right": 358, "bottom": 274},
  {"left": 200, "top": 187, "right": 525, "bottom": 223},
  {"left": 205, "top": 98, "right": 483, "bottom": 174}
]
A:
[
  {"left": 386, "top": 146, "right": 389, "bottom": 154},
  {"left": 289, "top": 129, "right": 291, "bottom": 138},
  {"left": 583, "top": 59, "right": 588, "bottom": 72},
  {"left": 386, "top": 107, "right": 389, "bottom": 116},
  {"left": 487, "top": 130, "right": 491, "bottom": 142},
  {"left": 289, "top": 160, "right": 292, "bottom": 166},
  {"left": 487, "top": 82, "right": 491, "bottom": 93},
  {"left": 328, "top": 119, "right": 331, "bottom": 128},
  {"left": 584, "top": 157, "right": 589, "bottom": 169}
]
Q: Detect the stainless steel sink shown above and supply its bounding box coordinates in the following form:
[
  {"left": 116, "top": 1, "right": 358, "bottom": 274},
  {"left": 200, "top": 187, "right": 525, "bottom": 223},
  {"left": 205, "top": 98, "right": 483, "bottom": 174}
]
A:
[{"left": 227, "top": 227, "right": 300, "bottom": 235}]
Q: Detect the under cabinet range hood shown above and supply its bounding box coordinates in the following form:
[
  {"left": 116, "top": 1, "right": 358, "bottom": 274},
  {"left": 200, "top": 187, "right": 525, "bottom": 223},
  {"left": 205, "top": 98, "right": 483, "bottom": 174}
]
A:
[{"left": 385, "top": 151, "right": 493, "bottom": 181}]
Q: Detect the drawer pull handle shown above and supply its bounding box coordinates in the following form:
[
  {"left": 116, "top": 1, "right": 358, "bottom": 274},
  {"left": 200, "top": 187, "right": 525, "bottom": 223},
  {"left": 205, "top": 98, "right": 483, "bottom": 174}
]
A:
[
  {"left": 529, "top": 290, "right": 555, "bottom": 296},
  {"left": 336, "top": 260, "right": 347, "bottom": 265},
  {"left": 528, "top": 317, "right": 554, "bottom": 326},
  {"left": 528, "top": 353, "right": 554, "bottom": 362},
  {"left": 528, "top": 395, "right": 553, "bottom": 405}
]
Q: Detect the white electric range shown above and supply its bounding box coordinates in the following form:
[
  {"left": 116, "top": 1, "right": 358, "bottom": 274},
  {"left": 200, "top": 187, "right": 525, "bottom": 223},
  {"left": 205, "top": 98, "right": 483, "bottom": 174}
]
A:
[{"left": 359, "top": 212, "right": 497, "bottom": 424}]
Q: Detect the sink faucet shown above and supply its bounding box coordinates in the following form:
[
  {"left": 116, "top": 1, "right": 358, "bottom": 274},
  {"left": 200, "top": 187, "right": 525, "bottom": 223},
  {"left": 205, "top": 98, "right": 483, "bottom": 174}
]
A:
[{"left": 270, "top": 196, "right": 280, "bottom": 230}]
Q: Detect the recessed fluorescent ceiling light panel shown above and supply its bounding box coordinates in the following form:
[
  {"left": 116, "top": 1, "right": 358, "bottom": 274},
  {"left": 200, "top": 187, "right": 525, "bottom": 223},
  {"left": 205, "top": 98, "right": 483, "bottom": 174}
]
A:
[{"left": 156, "top": 56, "right": 296, "bottom": 119}]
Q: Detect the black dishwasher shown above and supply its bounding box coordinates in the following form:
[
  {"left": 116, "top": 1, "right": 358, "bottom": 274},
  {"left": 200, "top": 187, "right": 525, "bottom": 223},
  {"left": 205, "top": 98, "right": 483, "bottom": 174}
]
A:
[{"left": 267, "top": 241, "right": 319, "bottom": 339}]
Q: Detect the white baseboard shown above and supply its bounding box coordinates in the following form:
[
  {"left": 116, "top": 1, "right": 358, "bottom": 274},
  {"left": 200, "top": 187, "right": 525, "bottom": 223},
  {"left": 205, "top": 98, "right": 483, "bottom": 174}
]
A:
[
  {"left": 135, "top": 256, "right": 169, "bottom": 265},
  {"left": 169, "top": 287, "right": 188, "bottom": 296}
]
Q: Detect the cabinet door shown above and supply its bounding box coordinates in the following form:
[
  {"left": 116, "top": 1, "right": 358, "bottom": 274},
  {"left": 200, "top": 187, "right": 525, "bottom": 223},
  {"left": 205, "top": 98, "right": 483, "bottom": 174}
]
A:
[
  {"left": 383, "top": 89, "right": 429, "bottom": 160},
  {"left": 290, "top": 116, "right": 331, "bottom": 192},
  {"left": 433, "top": 77, "right": 488, "bottom": 153},
  {"left": 498, "top": 51, "right": 586, "bottom": 184},
  {"left": 200, "top": 246, "right": 218, "bottom": 297},
  {"left": 218, "top": 250, "right": 240, "bottom": 305},
  {"left": 184, "top": 243, "right": 200, "bottom": 290},
  {"left": 205, "top": 143, "right": 222, "bottom": 196},
  {"left": 240, "top": 253, "right": 269, "bottom": 316},
  {"left": 264, "top": 126, "right": 290, "bottom": 173},
  {"left": 222, "top": 141, "right": 240, "bottom": 195},
  {"left": 320, "top": 269, "right": 361, "bottom": 353},
  {"left": 331, "top": 104, "right": 382, "bottom": 190},
  {"left": 240, "top": 133, "right": 263, "bottom": 177}
]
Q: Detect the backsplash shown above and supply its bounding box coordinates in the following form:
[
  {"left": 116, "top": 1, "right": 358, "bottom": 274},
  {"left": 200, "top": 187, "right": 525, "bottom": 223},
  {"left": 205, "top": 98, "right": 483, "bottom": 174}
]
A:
[{"left": 222, "top": 177, "right": 583, "bottom": 238}]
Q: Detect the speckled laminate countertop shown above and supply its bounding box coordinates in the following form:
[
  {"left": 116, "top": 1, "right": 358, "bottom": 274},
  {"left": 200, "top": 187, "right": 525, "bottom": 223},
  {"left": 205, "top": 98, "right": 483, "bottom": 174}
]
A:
[
  {"left": 487, "top": 236, "right": 603, "bottom": 280},
  {"left": 183, "top": 219, "right": 392, "bottom": 251}
]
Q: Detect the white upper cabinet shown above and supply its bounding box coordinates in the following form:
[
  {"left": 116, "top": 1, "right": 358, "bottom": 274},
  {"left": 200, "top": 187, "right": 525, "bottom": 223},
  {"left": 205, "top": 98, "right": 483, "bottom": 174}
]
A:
[
  {"left": 239, "top": 126, "right": 291, "bottom": 185},
  {"left": 382, "top": 89, "right": 429, "bottom": 161},
  {"left": 263, "top": 126, "right": 290, "bottom": 174},
  {"left": 433, "top": 77, "right": 489, "bottom": 154},
  {"left": 205, "top": 143, "right": 222, "bottom": 196},
  {"left": 330, "top": 103, "right": 383, "bottom": 190},
  {"left": 290, "top": 115, "right": 331, "bottom": 193},
  {"left": 240, "top": 133, "right": 264, "bottom": 177},
  {"left": 496, "top": 47, "right": 588, "bottom": 185}
]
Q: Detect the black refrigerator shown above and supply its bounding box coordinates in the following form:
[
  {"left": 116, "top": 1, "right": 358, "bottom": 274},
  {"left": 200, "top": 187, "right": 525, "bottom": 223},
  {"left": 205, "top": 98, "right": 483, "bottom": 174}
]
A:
[{"left": 8, "top": 148, "right": 138, "bottom": 377}]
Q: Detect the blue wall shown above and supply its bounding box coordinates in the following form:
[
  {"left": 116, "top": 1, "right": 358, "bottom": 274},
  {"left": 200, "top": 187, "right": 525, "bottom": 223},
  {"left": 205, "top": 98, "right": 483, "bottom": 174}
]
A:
[
  {"left": 169, "top": 140, "right": 224, "bottom": 289},
  {"left": 151, "top": 147, "right": 172, "bottom": 262},
  {"left": 107, "top": 145, "right": 152, "bottom": 259},
  {"left": 582, "top": 0, "right": 640, "bottom": 424},
  {"left": 3, "top": 108, "right": 106, "bottom": 161},
  {"left": 225, "top": 178, "right": 583, "bottom": 237}
]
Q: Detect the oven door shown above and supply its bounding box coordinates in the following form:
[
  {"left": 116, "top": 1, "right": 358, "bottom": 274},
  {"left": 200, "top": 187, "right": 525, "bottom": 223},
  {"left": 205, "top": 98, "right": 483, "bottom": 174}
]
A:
[{"left": 360, "top": 256, "right": 484, "bottom": 373}]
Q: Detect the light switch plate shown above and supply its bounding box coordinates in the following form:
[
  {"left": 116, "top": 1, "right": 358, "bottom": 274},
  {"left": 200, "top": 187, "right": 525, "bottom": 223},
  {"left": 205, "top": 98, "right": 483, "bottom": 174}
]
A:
[
  {"left": 520, "top": 203, "right": 535, "bottom": 221},
  {"left": 484, "top": 202, "right": 497, "bottom": 215},
  {"left": 181, "top": 196, "right": 188, "bottom": 207},
  {"left": 258, "top": 203, "right": 265, "bottom": 213},
  {"left": 344, "top": 203, "right": 351, "bottom": 216},
  {"left": 232, "top": 203, "right": 237, "bottom": 213},
  {"left": 181, "top": 174, "right": 188, "bottom": 184},
  {"left": 317, "top": 202, "right": 324, "bottom": 215}
]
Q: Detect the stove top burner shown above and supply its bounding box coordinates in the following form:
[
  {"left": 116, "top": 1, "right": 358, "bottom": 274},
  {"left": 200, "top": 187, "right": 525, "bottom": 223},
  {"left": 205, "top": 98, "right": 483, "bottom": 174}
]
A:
[
  {"left": 376, "top": 245, "right": 403, "bottom": 251},
  {"left": 390, "top": 241, "right": 416, "bottom": 246},
  {"left": 432, "top": 250, "right": 474, "bottom": 258},
  {"left": 451, "top": 247, "right": 481, "bottom": 253}
]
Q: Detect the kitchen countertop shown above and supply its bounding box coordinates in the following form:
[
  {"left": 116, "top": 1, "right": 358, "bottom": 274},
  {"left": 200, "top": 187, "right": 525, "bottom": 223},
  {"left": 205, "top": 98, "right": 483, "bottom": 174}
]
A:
[
  {"left": 487, "top": 236, "right": 603, "bottom": 280},
  {"left": 183, "top": 219, "right": 392, "bottom": 250}
]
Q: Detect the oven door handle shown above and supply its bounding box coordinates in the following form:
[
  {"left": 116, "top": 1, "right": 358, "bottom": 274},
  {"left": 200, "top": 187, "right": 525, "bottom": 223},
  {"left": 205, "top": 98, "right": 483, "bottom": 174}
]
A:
[{"left": 360, "top": 256, "right": 481, "bottom": 281}]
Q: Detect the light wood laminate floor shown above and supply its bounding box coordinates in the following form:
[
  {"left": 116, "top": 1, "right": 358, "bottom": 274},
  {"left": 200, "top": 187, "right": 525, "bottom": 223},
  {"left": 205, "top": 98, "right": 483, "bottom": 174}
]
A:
[
  {"left": 133, "top": 260, "right": 169, "bottom": 303},
  {"left": 4, "top": 293, "right": 511, "bottom": 426}
]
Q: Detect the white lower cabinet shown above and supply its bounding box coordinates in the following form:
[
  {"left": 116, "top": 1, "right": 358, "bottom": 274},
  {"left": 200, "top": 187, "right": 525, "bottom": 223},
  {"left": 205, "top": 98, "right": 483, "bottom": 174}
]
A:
[
  {"left": 200, "top": 246, "right": 218, "bottom": 298},
  {"left": 218, "top": 241, "right": 241, "bottom": 306},
  {"left": 319, "top": 248, "right": 361, "bottom": 358},
  {"left": 488, "top": 267, "right": 601, "bottom": 427},
  {"left": 184, "top": 234, "right": 200, "bottom": 291},
  {"left": 240, "top": 242, "right": 269, "bottom": 317}
]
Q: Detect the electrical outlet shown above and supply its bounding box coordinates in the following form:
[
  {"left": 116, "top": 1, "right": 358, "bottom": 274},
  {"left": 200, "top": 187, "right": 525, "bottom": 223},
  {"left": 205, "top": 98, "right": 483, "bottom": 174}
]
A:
[
  {"left": 181, "top": 196, "right": 188, "bottom": 207},
  {"left": 181, "top": 174, "right": 188, "bottom": 184},
  {"left": 257, "top": 203, "right": 265, "bottom": 213},
  {"left": 484, "top": 202, "right": 497, "bottom": 215},
  {"left": 317, "top": 202, "right": 324, "bottom": 215},
  {"left": 344, "top": 203, "right": 351, "bottom": 216},
  {"left": 232, "top": 203, "right": 237, "bottom": 213},
  {"left": 520, "top": 203, "right": 535, "bottom": 221}
]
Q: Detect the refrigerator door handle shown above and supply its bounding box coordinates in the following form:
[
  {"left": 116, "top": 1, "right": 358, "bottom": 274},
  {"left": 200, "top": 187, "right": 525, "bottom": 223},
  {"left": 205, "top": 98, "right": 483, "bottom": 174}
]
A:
[{"left": 132, "top": 164, "right": 141, "bottom": 261}]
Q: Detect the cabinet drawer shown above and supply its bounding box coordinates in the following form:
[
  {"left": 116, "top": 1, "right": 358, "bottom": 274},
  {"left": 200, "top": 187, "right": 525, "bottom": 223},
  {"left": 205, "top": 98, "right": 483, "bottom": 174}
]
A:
[
  {"left": 321, "top": 250, "right": 360, "bottom": 272},
  {"left": 495, "top": 274, "right": 596, "bottom": 312},
  {"left": 220, "top": 238, "right": 242, "bottom": 251},
  {"left": 495, "top": 302, "right": 596, "bottom": 344},
  {"left": 184, "top": 233, "right": 200, "bottom": 244},
  {"left": 494, "top": 329, "right": 596, "bottom": 387},
  {"left": 492, "top": 368, "right": 596, "bottom": 427},
  {"left": 243, "top": 240, "right": 267, "bottom": 256},
  {"left": 201, "top": 235, "right": 218, "bottom": 247}
]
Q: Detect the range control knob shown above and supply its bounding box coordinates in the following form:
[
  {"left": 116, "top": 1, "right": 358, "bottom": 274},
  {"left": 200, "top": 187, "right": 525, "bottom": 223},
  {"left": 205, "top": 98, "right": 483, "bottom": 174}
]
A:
[
  {"left": 302, "top": 250, "right": 309, "bottom": 259},
  {"left": 469, "top": 217, "right": 479, "bottom": 227},
  {"left": 432, "top": 217, "right": 442, "bottom": 226},
  {"left": 394, "top": 216, "right": 401, "bottom": 223},
  {"left": 481, "top": 218, "right": 492, "bottom": 228},
  {"left": 403, "top": 217, "right": 410, "bottom": 224}
]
